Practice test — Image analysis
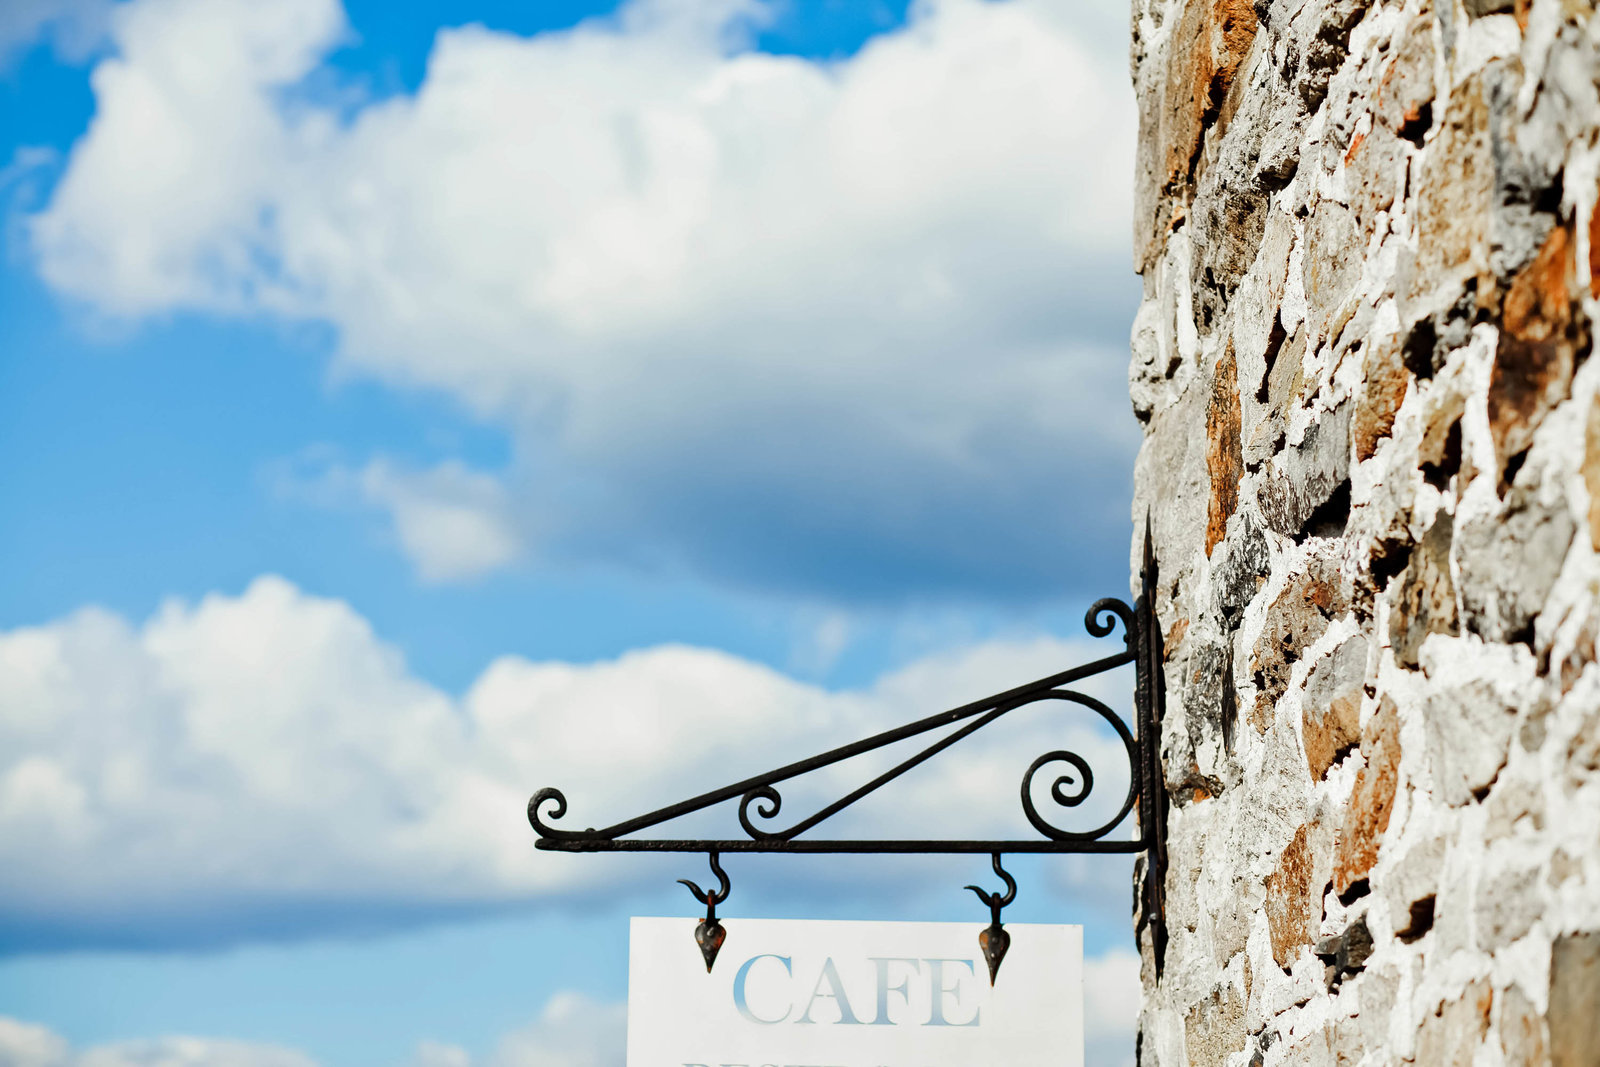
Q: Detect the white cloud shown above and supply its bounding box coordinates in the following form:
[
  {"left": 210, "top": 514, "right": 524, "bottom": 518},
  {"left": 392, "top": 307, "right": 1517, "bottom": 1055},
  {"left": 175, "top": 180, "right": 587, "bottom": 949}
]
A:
[
  {"left": 31, "top": 0, "right": 1141, "bottom": 599},
  {"left": 0, "top": 0, "right": 111, "bottom": 66},
  {"left": 1085, "top": 949, "right": 1142, "bottom": 1067},
  {"left": 0, "top": 1018, "right": 70, "bottom": 1067},
  {"left": 410, "top": 1043, "right": 473, "bottom": 1067},
  {"left": 485, "top": 994, "right": 626, "bottom": 1067},
  {"left": 356, "top": 459, "right": 524, "bottom": 583},
  {"left": 0, "top": 994, "right": 627, "bottom": 1067},
  {"left": 0, "top": 960, "right": 1138, "bottom": 1067},
  {"left": 0, "top": 1017, "right": 318, "bottom": 1067},
  {"left": 267, "top": 452, "right": 526, "bottom": 584},
  {"left": 0, "top": 577, "right": 1137, "bottom": 948}
]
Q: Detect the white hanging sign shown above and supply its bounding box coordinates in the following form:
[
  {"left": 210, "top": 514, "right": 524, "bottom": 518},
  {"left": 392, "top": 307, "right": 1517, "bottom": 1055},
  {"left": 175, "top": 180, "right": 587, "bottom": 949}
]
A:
[{"left": 627, "top": 917, "right": 1083, "bottom": 1067}]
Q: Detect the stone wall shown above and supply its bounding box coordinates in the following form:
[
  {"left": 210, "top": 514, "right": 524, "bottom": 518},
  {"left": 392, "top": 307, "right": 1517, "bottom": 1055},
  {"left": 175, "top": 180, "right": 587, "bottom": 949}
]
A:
[{"left": 1127, "top": 0, "right": 1600, "bottom": 1063}]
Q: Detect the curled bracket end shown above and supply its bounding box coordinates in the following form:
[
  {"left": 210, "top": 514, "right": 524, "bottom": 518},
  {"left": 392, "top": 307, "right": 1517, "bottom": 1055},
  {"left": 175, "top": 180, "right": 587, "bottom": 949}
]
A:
[
  {"left": 1085, "top": 598, "right": 1136, "bottom": 644},
  {"left": 528, "top": 788, "right": 569, "bottom": 835}
]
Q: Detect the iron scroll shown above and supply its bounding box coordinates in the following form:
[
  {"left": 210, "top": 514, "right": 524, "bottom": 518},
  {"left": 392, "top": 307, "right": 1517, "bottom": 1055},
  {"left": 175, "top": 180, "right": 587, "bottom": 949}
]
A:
[{"left": 527, "top": 540, "right": 1169, "bottom": 976}]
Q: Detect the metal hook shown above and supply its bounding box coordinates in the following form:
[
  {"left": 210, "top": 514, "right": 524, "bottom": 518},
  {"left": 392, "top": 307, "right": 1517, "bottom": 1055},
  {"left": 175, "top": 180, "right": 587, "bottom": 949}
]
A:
[
  {"left": 677, "top": 850, "right": 731, "bottom": 908},
  {"left": 678, "top": 851, "right": 730, "bottom": 973},
  {"left": 963, "top": 852, "right": 1015, "bottom": 985}
]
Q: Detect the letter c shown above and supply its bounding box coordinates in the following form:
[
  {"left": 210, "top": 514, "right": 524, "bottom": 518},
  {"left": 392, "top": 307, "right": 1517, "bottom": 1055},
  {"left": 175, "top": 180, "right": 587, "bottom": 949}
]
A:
[{"left": 732, "top": 954, "right": 792, "bottom": 1024}]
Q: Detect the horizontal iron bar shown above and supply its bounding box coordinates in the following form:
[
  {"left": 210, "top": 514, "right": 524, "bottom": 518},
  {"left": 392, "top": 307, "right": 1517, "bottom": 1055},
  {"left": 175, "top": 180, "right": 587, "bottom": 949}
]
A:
[
  {"left": 535, "top": 837, "right": 1148, "bottom": 854},
  {"left": 569, "top": 647, "right": 1136, "bottom": 842}
]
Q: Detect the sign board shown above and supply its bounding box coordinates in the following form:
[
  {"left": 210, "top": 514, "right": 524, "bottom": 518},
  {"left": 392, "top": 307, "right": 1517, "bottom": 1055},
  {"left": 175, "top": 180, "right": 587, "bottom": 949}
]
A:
[{"left": 627, "top": 918, "right": 1083, "bottom": 1067}]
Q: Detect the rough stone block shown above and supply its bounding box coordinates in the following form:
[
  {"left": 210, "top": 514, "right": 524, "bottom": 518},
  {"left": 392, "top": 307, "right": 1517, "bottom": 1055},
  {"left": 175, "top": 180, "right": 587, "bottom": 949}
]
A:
[
  {"left": 1457, "top": 487, "right": 1576, "bottom": 646},
  {"left": 1550, "top": 932, "right": 1600, "bottom": 1067},
  {"left": 1497, "top": 983, "right": 1548, "bottom": 1066},
  {"left": 1258, "top": 403, "right": 1353, "bottom": 538},
  {"left": 1301, "top": 633, "right": 1367, "bottom": 779},
  {"left": 1135, "top": 0, "right": 1260, "bottom": 269},
  {"left": 1352, "top": 339, "right": 1408, "bottom": 462},
  {"left": 1385, "top": 836, "right": 1445, "bottom": 942},
  {"left": 1207, "top": 346, "right": 1244, "bottom": 555},
  {"left": 1303, "top": 203, "right": 1363, "bottom": 342},
  {"left": 1475, "top": 866, "right": 1542, "bottom": 949},
  {"left": 1409, "top": 73, "right": 1493, "bottom": 311},
  {"left": 1265, "top": 817, "right": 1334, "bottom": 968},
  {"left": 1250, "top": 555, "right": 1349, "bottom": 728},
  {"left": 1332, "top": 695, "right": 1399, "bottom": 896},
  {"left": 1489, "top": 224, "right": 1583, "bottom": 490},
  {"left": 1586, "top": 394, "right": 1600, "bottom": 551},
  {"left": 1425, "top": 678, "right": 1517, "bottom": 806},
  {"left": 1212, "top": 511, "right": 1271, "bottom": 625},
  {"left": 1374, "top": 14, "right": 1436, "bottom": 139},
  {"left": 1415, "top": 981, "right": 1494, "bottom": 1067},
  {"left": 1182, "top": 983, "right": 1246, "bottom": 1067},
  {"left": 1388, "top": 511, "right": 1457, "bottom": 669}
]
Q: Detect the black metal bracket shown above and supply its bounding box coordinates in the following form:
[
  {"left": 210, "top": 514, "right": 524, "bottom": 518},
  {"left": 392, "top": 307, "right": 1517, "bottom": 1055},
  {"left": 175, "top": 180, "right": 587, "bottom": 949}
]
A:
[{"left": 528, "top": 532, "right": 1169, "bottom": 975}]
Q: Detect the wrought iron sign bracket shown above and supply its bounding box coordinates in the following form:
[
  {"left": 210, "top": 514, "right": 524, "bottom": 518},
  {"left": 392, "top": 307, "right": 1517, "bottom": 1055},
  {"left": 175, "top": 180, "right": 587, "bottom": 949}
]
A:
[{"left": 529, "top": 536, "right": 1170, "bottom": 978}]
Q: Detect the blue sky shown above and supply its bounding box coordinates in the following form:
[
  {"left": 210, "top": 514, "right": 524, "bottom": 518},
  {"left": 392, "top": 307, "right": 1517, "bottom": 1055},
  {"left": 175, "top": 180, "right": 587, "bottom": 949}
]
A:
[{"left": 0, "top": 0, "right": 1143, "bottom": 1064}]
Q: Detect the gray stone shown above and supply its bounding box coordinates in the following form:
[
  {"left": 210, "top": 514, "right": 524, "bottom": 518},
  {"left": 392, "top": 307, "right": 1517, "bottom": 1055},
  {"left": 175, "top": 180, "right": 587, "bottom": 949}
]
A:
[
  {"left": 1424, "top": 679, "right": 1517, "bottom": 807},
  {"left": 1314, "top": 913, "right": 1373, "bottom": 985},
  {"left": 1258, "top": 402, "right": 1353, "bottom": 538},
  {"left": 1457, "top": 487, "right": 1576, "bottom": 647},
  {"left": 1183, "top": 983, "right": 1247, "bottom": 1067},
  {"left": 1475, "top": 866, "right": 1542, "bottom": 950},
  {"left": 1389, "top": 512, "right": 1458, "bottom": 669},
  {"left": 1212, "top": 512, "right": 1271, "bottom": 627}
]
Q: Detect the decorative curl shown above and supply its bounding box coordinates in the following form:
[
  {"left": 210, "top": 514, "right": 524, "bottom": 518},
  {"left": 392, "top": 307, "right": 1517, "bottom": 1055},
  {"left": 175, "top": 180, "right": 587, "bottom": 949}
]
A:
[
  {"left": 528, "top": 787, "right": 586, "bottom": 840},
  {"left": 738, "top": 785, "right": 786, "bottom": 841},
  {"left": 1025, "top": 750, "right": 1094, "bottom": 809},
  {"left": 1015, "top": 690, "right": 1139, "bottom": 842},
  {"left": 1084, "top": 598, "right": 1136, "bottom": 642}
]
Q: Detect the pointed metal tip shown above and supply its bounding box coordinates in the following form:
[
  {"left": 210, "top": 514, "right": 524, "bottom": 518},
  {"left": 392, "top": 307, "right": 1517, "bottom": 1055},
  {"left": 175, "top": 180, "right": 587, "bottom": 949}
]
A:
[
  {"left": 695, "top": 917, "right": 726, "bottom": 972},
  {"left": 978, "top": 924, "right": 1010, "bottom": 985}
]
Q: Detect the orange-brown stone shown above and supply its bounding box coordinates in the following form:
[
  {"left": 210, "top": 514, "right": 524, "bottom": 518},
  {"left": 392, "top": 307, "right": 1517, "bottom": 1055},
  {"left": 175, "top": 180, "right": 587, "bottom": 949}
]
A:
[
  {"left": 1206, "top": 347, "right": 1242, "bottom": 555},
  {"left": 1333, "top": 696, "right": 1401, "bottom": 896},
  {"left": 1586, "top": 395, "right": 1600, "bottom": 552},
  {"left": 1353, "top": 340, "right": 1408, "bottom": 461},
  {"left": 1490, "top": 224, "right": 1582, "bottom": 491},
  {"left": 1137, "top": 0, "right": 1259, "bottom": 267},
  {"left": 1589, "top": 181, "right": 1600, "bottom": 300},
  {"left": 1301, "top": 635, "right": 1367, "bottom": 780},
  {"left": 1265, "top": 819, "right": 1331, "bottom": 968}
]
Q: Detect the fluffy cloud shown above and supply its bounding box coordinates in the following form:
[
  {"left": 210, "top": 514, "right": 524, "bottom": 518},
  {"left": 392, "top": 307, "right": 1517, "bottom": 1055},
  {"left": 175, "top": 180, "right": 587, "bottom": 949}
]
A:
[
  {"left": 1085, "top": 950, "right": 1142, "bottom": 1067},
  {"left": 31, "top": 0, "right": 1140, "bottom": 599},
  {"left": 0, "top": 577, "right": 1137, "bottom": 950},
  {"left": 356, "top": 461, "right": 523, "bottom": 584},
  {"left": 0, "top": 967, "right": 1139, "bottom": 1067},
  {"left": 0, "top": 968, "right": 1138, "bottom": 1067},
  {"left": 293, "top": 457, "right": 526, "bottom": 584},
  {"left": 0, "top": 0, "right": 110, "bottom": 65},
  {"left": 0, "top": 996, "right": 626, "bottom": 1067},
  {"left": 405, "top": 994, "right": 627, "bottom": 1067},
  {"left": 480, "top": 994, "right": 626, "bottom": 1067},
  {"left": 0, "top": 1016, "right": 316, "bottom": 1067}
]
